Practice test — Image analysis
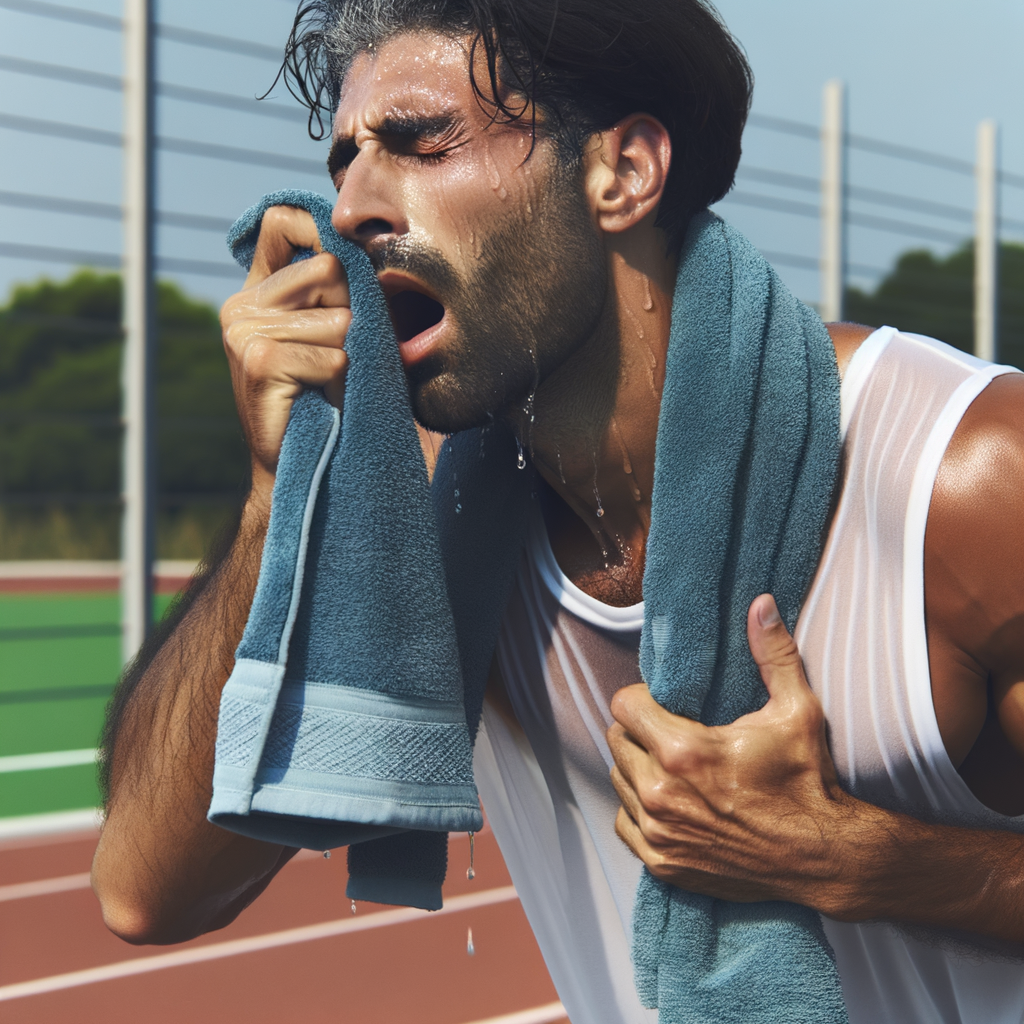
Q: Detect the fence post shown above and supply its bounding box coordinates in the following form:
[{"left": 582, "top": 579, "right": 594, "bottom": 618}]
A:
[
  {"left": 974, "top": 119, "right": 999, "bottom": 362},
  {"left": 820, "top": 80, "right": 847, "bottom": 323},
  {"left": 121, "top": 0, "right": 156, "bottom": 664}
]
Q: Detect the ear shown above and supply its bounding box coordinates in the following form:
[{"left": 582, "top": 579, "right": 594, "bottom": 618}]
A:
[{"left": 583, "top": 115, "right": 672, "bottom": 234}]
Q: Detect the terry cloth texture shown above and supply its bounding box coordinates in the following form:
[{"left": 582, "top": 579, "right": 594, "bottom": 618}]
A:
[
  {"left": 631, "top": 213, "right": 847, "bottom": 1022},
  {"left": 209, "top": 190, "right": 846, "bottom": 1021},
  {"left": 208, "top": 189, "right": 518, "bottom": 912}
]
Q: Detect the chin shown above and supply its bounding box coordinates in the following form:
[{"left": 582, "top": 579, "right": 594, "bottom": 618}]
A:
[{"left": 410, "top": 373, "right": 511, "bottom": 435}]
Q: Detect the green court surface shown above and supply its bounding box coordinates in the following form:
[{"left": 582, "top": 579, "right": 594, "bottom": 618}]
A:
[{"left": 0, "top": 592, "right": 174, "bottom": 819}]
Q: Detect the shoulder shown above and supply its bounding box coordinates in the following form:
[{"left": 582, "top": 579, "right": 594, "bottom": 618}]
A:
[
  {"left": 824, "top": 321, "right": 876, "bottom": 378},
  {"left": 927, "top": 371, "right": 1024, "bottom": 678}
]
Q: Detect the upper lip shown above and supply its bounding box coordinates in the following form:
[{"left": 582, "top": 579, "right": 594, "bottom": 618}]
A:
[{"left": 376, "top": 269, "right": 442, "bottom": 307}]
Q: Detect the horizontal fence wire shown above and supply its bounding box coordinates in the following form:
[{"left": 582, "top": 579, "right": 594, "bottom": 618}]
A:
[
  {"left": 0, "top": 112, "right": 324, "bottom": 173},
  {"left": 0, "top": 0, "right": 284, "bottom": 60},
  {"left": 0, "top": 241, "right": 242, "bottom": 278},
  {"left": 0, "top": 54, "right": 308, "bottom": 122}
]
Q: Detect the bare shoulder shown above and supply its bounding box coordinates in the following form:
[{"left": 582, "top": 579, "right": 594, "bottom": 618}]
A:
[
  {"left": 927, "top": 372, "right": 1024, "bottom": 681},
  {"left": 825, "top": 321, "right": 877, "bottom": 378}
]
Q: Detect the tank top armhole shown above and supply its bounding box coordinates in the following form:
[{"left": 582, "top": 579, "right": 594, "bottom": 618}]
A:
[
  {"left": 839, "top": 326, "right": 897, "bottom": 439},
  {"left": 902, "top": 362, "right": 1024, "bottom": 815}
]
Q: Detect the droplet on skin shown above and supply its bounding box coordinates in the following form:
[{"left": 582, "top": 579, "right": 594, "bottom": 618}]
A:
[
  {"left": 351, "top": 900, "right": 357, "bottom": 915},
  {"left": 623, "top": 302, "right": 645, "bottom": 341},
  {"left": 467, "top": 927, "right": 475, "bottom": 956},
  {"left": 323, "top": 850, "right": 331, "bottom": 859},
  {"left": 556, "top": 448, "right": 566, "bottom": 485},
  {"left": 610, "top": 418, "right": 633, "bottom": 476},
  {"left": 515, "top": 437, "right": 526, "bottom": 470},
  {"left": 642, "top": 276, "right": 654, "bottom": 312}
]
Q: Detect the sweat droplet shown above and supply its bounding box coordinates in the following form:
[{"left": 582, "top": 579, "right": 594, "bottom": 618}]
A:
[
  {"left": 467, "top": 831, "right": 476, "bottom": 880},
  {"left": 466, "top": 927, "right": 475, "bottom": 956},
  {"left": 642, "top": 276, "right": 654, "bottom": 311},
  {"left": 455, "top": 503, "right": 462, "bottom": 514},
  {"left": 596, "top": 505, "right": 605, "bottom": 518},
  {"left": 515, "top": 438, "right": 526, "bottom": 470},
  {"left": 323, "top": 850, "right": 331, "bottom": 859},
  {"left": 350, "top": 900, "right": 357, "bottom": 915}
]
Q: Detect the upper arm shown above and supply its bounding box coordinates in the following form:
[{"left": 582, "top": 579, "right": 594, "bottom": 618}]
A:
[{"left": 925, "top": 373, "right": 1024, "bottom": 759}]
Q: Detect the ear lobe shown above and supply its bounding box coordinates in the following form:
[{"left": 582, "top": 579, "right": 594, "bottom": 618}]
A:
[{"left": 587, "top": 115, "right": 672, "bottom": 234}]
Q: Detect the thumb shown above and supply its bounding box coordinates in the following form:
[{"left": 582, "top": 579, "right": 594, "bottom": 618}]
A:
[{"left": 747, "top": 594, "right": 807, "bottom": 700}]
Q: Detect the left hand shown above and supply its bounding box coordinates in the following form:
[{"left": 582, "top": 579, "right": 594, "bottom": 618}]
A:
[{"left": 608, "top": 594, "right": 859, "bottom": 910}]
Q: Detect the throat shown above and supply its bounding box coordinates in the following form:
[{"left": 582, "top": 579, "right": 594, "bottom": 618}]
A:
[{"left": 541, "top": 484, "right": 645, "bottom": 607}]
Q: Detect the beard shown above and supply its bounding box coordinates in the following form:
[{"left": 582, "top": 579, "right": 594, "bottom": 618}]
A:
[{"left": 365, "top": 163, "right": 608, "bottom": 434}]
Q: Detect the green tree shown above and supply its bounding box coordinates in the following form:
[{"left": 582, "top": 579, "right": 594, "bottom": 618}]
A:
[
  {"left": 845, "top": 242, "right": 1024, "bottom": 370},
  {"left": 0, "top": 270, "right": 246, "bottom": 558}
]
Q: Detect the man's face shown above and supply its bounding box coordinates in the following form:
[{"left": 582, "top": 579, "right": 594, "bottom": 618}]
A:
[{"left": 330, "top": 31, "right": 608, "bottom": 433}]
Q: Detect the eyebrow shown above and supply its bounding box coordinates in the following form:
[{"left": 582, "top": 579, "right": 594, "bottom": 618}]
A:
[{"left": 327, "top": 111, "right": 462, "bottom": 178}]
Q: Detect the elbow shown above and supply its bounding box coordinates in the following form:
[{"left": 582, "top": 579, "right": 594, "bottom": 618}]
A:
[
  {"left": 96, "top": 893, "right": 167, "bottom": 946},
  {"left": 91, "top": 872, "right": 212, "bottom": 946}
]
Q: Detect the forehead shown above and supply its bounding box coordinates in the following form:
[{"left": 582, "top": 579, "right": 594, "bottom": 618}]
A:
[{"left": 334, "top": 31, "right": 476, "bottom": 135}]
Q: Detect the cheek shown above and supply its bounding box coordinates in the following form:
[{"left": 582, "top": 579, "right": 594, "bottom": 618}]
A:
[{"left": 406, "top": 136, "right": 544, "bottom": 259}]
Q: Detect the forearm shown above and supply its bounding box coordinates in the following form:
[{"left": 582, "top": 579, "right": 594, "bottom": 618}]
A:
[
  {"left": 817, "top": 799, "right": 1024, "bottom": 944},
  {"left": 93, "top": 493, "right": 291, "bottom": 944}
]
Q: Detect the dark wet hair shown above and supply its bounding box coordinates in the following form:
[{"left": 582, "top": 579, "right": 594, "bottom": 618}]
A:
[{"left": 274, "top": 0, "right": 753, "bottom": 254}]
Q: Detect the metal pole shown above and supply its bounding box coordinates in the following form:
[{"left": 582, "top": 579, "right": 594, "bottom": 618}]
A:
[
  {"left": 974, "top": 119, "right": 999, "bottom": 362},
  {"left": 121, "top": 0, "right": 156, "bottom": 664},
  {"left": 820, "top": 79, "right": 847, "bottom": 323}
]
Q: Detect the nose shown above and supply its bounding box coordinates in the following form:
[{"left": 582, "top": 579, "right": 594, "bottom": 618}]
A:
[{"left": 331, "top": 148, "right": 409, "bottom": 248}]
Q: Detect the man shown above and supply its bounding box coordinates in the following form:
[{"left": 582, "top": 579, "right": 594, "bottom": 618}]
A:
[{"left": 93, "top": 1, "right": 1024, "bottom": 1021}]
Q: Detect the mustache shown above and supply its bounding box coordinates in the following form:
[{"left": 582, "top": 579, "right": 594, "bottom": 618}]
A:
[{"left": 365, "top": 237, "right": 460, "bottom": 299}]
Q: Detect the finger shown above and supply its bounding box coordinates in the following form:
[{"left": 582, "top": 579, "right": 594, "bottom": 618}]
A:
[
  {"left": 239, "top": 339, "right": 349, "bottom": 393},
  {"left": 609, "top": 683, "right": 706, "bottom": 757},
  {"left": 250, "top": 253, "right": 350, "bottom": 312},
  {"left": 227, "top": 307, "right": 352, "bottom": 352},
  {"left": 746, "top": 594, "right": 808, "bottom": 700},
  {"left": 245, "top": 206, "right": 323, "bottom": 287},
  {"left": 609, "top": 764, "right": 648, "bottom": 826},
  {"left": 614, "top": 805, "right": 649, "bottom": 863}
]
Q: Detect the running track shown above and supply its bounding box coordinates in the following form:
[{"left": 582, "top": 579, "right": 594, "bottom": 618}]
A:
[{"left": 0, "top": 826, "right": 568, "bottom": 1024}]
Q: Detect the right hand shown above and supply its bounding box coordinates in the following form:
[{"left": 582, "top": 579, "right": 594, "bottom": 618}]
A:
[{"left": 220, "top": 205, "right": 351, "bottom": 500}]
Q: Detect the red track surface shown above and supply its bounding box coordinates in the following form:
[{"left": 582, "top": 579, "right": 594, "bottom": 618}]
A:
[{"left": 0, "top": 827, "right": 568, "bottom": 1024}]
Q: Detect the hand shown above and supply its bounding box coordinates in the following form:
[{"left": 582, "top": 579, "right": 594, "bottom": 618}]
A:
[
  {"left": 220, "top": 206, "right": 352, "bottom": 500},
  {"left": 607, "top": 594, "right": 860, "bottom": 912}
]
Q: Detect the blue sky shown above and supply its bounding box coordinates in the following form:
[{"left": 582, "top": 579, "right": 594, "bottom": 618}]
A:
[{"left": 1, "top": 0, "right": 1021, "bottom": 309}]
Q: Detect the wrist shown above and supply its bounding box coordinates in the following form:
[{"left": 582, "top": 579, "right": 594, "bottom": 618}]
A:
[{"left": 807, "top": 793, "right": 901, "bottom": 921}]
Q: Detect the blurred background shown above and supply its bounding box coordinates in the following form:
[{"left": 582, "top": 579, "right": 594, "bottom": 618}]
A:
[{"left": 0, "top": 0, "right": 1021, "bottom": 1020}]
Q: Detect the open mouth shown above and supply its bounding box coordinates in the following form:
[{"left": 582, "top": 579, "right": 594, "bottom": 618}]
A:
[{"left": 387, "top": 289, "right": 446, "bottom": 343}]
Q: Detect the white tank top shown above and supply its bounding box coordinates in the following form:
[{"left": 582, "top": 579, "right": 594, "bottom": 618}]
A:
[{"left": 473, "top": 327, "right": 1024, "bottom": 1024}]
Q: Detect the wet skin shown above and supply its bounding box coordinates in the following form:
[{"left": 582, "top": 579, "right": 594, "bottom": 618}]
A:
[{"left": 93, "top": 30, "right": 1024, "bottom": 949}]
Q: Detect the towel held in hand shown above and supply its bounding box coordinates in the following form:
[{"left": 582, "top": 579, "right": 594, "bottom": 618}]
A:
[{"left": 209, "top": 190, "right": 849, "bottom": 1023}]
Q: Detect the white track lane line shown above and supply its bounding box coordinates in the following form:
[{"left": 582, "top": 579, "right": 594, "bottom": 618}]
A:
[
  {"left": 0, "top": 885, "right": 518, "bottom": 1002},
  {"left": 460, "top": 1002, "right": 567, "bottom": 1024},
  {"left": 0, "top": 749, "right": 97, "bottom": 773},
  {"left": 0, "top": 872, "right": 92, "bottom": 902}
]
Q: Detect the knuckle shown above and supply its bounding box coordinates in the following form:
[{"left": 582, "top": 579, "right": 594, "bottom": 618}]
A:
[
  {"left": 646, "top": 852, "right": 675, "bottom": 881},
  {"left": 637, "top": 776, "right": 672, "bottom": 817},
  {"left": 261, "top": 205, "right": 295, "bottom": 232},
  {"left": 791, "top": 694, "right": 824, "bottom": 734},
  {"left": 660, "top": 736, "right": 696, "bottom": 774},
  {"left": 241, "top": 337, "right": 275, "bottom": 379}
]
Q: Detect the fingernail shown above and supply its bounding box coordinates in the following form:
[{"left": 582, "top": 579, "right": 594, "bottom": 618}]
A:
[{"left": 757, "top": 596, "right": 781, "bottom": 627}]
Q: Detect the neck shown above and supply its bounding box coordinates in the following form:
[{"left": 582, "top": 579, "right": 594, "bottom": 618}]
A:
[{"left": 509, "top": 217, "right": 676, "bottom": 604}]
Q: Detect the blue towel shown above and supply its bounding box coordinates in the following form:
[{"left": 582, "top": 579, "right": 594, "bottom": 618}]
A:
[
  {"left": 632, "top": 213, "right": 847, "bottom": 1022},
  {"left": 210, "top": 190, "right": 847, "bottom": 1021},
  {"left": 208, "top": 190, "right": 498, "bottom": 910}
]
